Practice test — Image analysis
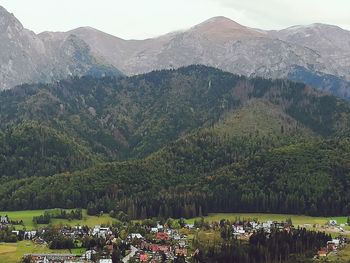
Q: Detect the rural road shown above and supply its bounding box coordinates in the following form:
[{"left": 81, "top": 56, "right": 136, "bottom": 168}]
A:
[{"left": 123, "top": 245, "right": 138, "bottom": 263}]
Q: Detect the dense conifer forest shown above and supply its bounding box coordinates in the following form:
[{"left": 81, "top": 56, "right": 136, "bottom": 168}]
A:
[
  {"left": 193, "top": 227, "right": 331, "bottom": 263},
  {"left": 1, "top": 65, "right": 350, "bottom": 218}
]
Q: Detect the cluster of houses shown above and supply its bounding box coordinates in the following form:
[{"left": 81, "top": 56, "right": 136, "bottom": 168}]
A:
[
  {"left": 24, "top": 254, "right": 79, "bottom": 263},
  {"left": 22, "top": 225, "right": 116, "bottom": 263},
  {"left": 127, "top": 226, "right": 190, "bottom": 262},
  {"left": 328, "top": 219, "right": 348, "bottom": 232},
  {"left": 21, "top": 221, "right": 191, "bottom": 263},
  {"left": 315, "top": 220, "right": 348, "bottom": 259},
  {"left": 5, "top": 216, "right": 349, "bottom": 263},
  {"left": 230, "top": 220, "right": 291, "bottom": 239},
  {"left": 316, "top": 237, "right": 347, "bottom": 258}
]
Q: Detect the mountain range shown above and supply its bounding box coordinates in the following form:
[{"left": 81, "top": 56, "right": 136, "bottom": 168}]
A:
[
  {"left": 1, "top": 6, "right": 350, "bottom": 99},
  {"left": 1, "top": 5, "right": 350, "bottom": 219}
]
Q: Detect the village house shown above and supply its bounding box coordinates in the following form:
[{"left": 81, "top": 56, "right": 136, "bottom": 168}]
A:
[
  {"left": 129, "top": 233, "right": 144, "bottom": 240},
  {"left": 0, "top": 215, "right": 9, "bottom": 224},
  {"left": 11, "top": 230, "right": 20, "bottom": 236},
  {"left": 156, "top": 232, "right": 170, "bottom": 241},
  {"left": 262, "top": 221, "right": 273, "bottom": 229},
  {"left": 185, "top": 223, "right": 194, "bottom": 229},
  {"left": 249, "top": 221, "right": 259, "bottom": 229},
  {"left": 317, "top": 248, "right": 328, "bottom": 258},
  {"left": 327, "top": 239, "right": 341, "bottom": 251},
  {"left": 24, "top": 253, "right": 77, "bottom": 263},
  {"left": 175, "top": 248, "right": 188, "bottom": 257},
  {"left": 24, "top": 230, "right": 37, "bottom": 240},
  {"left": 91, "top": 226, "right": 112, "bottom": 238},
  {"left": 81, "top": 250, "right": 97, "bottom": 261},
  {"left": 140, "top": 253, "right": 149, "bottom": 262},
  {"left": 178, "top": 241, "right": 186, "bottom": 248},
  {"left": 60, "top": 226, "right": 88, "bottom": 239},
  {"left": 329, "top": 220, "right": 337, "bottom": 227},
  {"left": 150, "top": 244, "right": 171, "bottom": 253},
  {"left": 157, "top": 223, "right": 164, "bottom": 231},
  {"left": 233, "top": 225, "right": 245, "bottom": 235},
  {"left": 151, "top": 227, "right": 158, "bottom": 233}
]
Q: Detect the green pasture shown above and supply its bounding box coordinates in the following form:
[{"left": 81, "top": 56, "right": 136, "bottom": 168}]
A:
[{"left": 0, "top": 209, "right": 115, "bottom": 230}]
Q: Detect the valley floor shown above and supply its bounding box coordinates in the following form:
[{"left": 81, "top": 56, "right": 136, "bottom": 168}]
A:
[{"left": 1, "top": 211, "right": 349, "bottom": 262}]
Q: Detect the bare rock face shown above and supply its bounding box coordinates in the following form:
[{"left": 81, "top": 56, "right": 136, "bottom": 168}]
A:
[
  {"left": 0, "top": 6, "right": 44, "bottom": 89},
  {"left": 269, "top": 24, "right": 350, "bottom": 80},
  {"left": 0, "top": 6, "right": 120, "bottom": 90}
]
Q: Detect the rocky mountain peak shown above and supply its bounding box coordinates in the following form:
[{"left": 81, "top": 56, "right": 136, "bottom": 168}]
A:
[
  {"left": 0, "top": 5, "right": 24, "bottom": 33},
  {"left": 199, "top": 16, "right": 244, "bottom": 28},
  {"left": 190, "top": 16, "right": 263, "bottom": 41}
]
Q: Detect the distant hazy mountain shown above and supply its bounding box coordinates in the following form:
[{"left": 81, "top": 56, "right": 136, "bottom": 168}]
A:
[
  {"left": 51, "top": 16, "right": 350, "bottom": 99},
  {"left": 69, "top": 17, "right": 331, "bottom": 77},
  {"left": 1, "top": 6, "right": 350, "bottom": 97},
  {"left": 0, "top": 6, "right": 121, "bottom": 90}
]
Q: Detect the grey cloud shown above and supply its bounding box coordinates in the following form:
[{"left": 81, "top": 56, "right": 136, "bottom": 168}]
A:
[{"left": 208, "top": 0, "right": 350, "bottom": 30}]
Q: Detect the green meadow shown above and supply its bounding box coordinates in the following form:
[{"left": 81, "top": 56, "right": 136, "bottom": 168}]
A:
[
  {"left": 0, "top": 241, "right": 80, "bottom": 263},
  {"left": 1, "top": 210, "right": 348, "bottom": 229},
  {"left": 0, "top": 209, "right": 116, "bottom": 230},
  {"left": 186, "top": 213, "right": 348, "bottom": 226},
  {"left": 328, "top": 244, "right": 350, "bottom": 262}
]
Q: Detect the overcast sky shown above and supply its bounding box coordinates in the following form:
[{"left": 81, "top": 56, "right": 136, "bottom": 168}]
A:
[{"left": 0, "top": 0, "right": 349, "bottom": 39}]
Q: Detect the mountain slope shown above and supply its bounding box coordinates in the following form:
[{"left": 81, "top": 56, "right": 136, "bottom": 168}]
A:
[
  {"left": 0, "top": 121, "right": 97, "bottom": 180},
  {"left": 1, "top": 66, "right": 349, "bottom": 163},
  {"left": 1, "top": 66, "right": 350, "bottom": 217},
  {"left": 0, "top": 109, "right": 349, "bottom": 217},
  {"left": 270, "top": 23, "right": 350, "bottom": 58},
  {"left": 207, "top": 138, "right": 350, "bottom": 216}
]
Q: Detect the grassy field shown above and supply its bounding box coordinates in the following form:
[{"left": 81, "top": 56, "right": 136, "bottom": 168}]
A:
[
  {"left": 0, "top": 209, "right": 116, "bottom": 230},
  {"left": 1, "top": 210, "right": 348, "bottom": 229},
  {"left": 328, "top": 244, "right": 350, "bottom": 262},
  {"left": 187, "top": 213, "right": 348, "bottom": 226},
  {"left": 0, "top": 241, "right": 80, "bottom": 263},
  {"left": 0, "top": 244, "right": 17, "bottom": 255}
]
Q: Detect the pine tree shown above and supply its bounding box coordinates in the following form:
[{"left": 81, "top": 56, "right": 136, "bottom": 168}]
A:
[{"left": 111, "top": 246, "right": 122, "bottom": 263}]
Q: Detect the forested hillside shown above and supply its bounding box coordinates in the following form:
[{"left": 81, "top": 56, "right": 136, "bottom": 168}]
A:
[
  {"left": 0, "top": 121, "right": 96, "bottom": 179},
  {"left": 0, "top": 65, "right": 350, "bottom": 217}
]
